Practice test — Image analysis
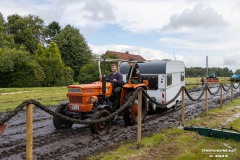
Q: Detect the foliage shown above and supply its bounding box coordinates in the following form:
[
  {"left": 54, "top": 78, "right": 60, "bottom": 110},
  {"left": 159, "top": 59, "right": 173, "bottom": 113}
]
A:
[
  {"left": 0, "top": 12, "right": 15, "bottom": 48},
  {"left": 0, "top": 48, "right": 45, "bottom": 87},
  {"left": 186, "top": 67, "right": 233, "bottom": 77},
  {"left": 53, "top": 25, "right": 93, "bottom": 80},
  {"left": 79, "top": 63, "right": 99, "bottom": 84},
  {"left": 7, "top": 14, "right": 44, "bottom": 53},
  {"left": 35, "top": 42, "right": 74, "bottom": 86},
  {"left": 235, "top": 69, "right": 240, "bottom": 74},
  {"left": 78, "top": 53, "right": 121, "bottom": 84},
  {"left": 44, "top": 21, "right": 61, "bottom": 44}
]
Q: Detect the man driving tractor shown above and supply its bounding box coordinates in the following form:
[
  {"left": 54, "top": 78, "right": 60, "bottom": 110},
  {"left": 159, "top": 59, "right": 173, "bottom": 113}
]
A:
[{"left": 109, "top": 64, "right": 123, "bottom": 108}]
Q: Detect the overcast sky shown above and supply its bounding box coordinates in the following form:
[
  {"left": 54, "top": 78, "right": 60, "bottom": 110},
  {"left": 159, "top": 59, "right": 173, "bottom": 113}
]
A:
[{"left": 0, "top": 0, "right": 240, "bottom": 71}]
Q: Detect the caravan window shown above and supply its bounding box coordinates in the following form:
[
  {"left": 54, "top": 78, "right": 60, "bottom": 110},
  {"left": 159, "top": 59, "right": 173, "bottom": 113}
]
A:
[
  {"left": 167, "top": 74, "right": 172, "bottom": 86},
  {"left": 181, "top": 72, "right": 185, "bottom": 82},
  {"left": 142, "top": 75, "right": 158, "bottom": 90}
]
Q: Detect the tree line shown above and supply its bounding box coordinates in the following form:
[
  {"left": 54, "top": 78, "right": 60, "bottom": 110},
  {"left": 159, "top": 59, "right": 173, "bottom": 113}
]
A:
[
  {"left": 185, "top": 67, "right": 235, "bottom": 77},
  {"left": 0, "top": 12, "right": 93, "bottom": 87}
]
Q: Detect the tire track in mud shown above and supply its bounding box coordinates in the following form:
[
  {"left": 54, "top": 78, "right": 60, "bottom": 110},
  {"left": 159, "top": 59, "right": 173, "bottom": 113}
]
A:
[{"left": 0, "top": 87, "right": 239, "bottom": 160}]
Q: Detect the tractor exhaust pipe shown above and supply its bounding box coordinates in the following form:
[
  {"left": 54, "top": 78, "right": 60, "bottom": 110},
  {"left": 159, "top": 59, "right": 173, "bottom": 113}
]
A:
[
  {"left": 102, "top": 57, "right": 106, "bottom": 97},
  {"left": 102, "top": 75, "right": 106, "bottom": 96}
]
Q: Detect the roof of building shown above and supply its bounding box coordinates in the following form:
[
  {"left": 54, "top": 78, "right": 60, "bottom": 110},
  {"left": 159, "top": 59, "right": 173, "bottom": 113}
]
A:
[{"left": 105, "top": 50, "right": 146, "bottom": 61}]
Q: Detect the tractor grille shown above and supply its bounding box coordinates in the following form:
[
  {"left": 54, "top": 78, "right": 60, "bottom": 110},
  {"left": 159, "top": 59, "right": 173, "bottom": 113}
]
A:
[{"left": 69, "top": 96, "right": 82, "bottom": 104}]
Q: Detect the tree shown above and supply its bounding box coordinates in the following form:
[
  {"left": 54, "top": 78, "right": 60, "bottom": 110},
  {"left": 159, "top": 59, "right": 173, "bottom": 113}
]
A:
[
  {"left": 79, "top": 63, "right": 99, "bottom": 84},
  {"left": 7, "top": 14, "right": 44, "bottom": 53},
  {"left": 185, "top": 67, "right": 233, "bottom": 77},
  {"left": 235, "top": 69, "right": 240, "bottom": 74},
  {"left": 44, "top": 21, "right": 61, "bottom": 44},
  {"left": 0, "top": 12, "right": 14, "bottom": 48},
  {"left": 0, "top": 48, "right": 45, "bottom": 87},
  {"left": 35, "top": 42, "right": 74, "bottom": 86},
  {"left": 53, "top": 25, "right": 93, "bottom": 80}
]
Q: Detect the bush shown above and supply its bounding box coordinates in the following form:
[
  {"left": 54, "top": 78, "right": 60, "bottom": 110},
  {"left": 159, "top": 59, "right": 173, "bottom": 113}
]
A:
[
  {"left": 35, "top": 43, "right": 74, "bottom": 86},
  {"left": 0, "top": 48, "right": 45, "bottom": 87}
]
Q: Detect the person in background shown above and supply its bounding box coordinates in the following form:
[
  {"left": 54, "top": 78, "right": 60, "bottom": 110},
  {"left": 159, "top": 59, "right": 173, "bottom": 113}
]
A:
[
  {"left": 127, "top": 59, "right": 140, "bottom": 84},
  {"left": 201, "top": 77, "right": 205, "bottom": 86}
]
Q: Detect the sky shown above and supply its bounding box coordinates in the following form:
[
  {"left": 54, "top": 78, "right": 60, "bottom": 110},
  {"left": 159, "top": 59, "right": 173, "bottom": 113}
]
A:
[{"left": 0, "top": 0, "right": 240, "bottom": 71}]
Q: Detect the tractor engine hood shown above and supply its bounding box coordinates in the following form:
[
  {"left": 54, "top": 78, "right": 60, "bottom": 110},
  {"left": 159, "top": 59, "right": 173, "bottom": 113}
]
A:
[{"left": 67, "top": 81, "right": 113, "bottom": 97}]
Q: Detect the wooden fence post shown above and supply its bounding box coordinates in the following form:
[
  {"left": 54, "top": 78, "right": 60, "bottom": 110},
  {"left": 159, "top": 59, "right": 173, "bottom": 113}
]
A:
[
  {"left": 137, "top": 89, "right": 142, "bottom": 149},
  {"left": 181, "top": 87, "right": 185, "bottom": 126},
  {"left": 220, "top": 84, "right": 223, "bottom": 108},
  {"left": 231, "top": 83, "right": 233, "bottom": 102},
  {"left": 205, "top": 86, "right": 208, "bottom": 115},
  {"left": 26, "top": 104, "right": 33, "bottom": 160}
]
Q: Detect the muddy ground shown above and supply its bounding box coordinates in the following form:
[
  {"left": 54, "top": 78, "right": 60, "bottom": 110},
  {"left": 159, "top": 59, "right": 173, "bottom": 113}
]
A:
[{"left": 0, "top": 86, "right": 239, "bottom": 160}]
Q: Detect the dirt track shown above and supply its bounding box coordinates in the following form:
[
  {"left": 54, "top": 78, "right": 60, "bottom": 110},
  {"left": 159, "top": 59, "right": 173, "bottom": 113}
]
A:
[{"left": 0, "top": 87, "right": 238, "bottom": 160}]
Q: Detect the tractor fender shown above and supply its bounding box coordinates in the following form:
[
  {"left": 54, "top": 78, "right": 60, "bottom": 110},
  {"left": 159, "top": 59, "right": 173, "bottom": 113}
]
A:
[
  {"left": 96, "top": 105, "right": 111, "bottom": 113},
  {"left": 123, "top": 84, "right": 148, "bottom": 90}
]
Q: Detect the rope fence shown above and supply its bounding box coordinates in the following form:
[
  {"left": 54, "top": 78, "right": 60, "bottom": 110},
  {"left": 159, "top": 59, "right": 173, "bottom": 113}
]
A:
[{"left": 0, "top": 82, "right": 240, "bottom": 159}]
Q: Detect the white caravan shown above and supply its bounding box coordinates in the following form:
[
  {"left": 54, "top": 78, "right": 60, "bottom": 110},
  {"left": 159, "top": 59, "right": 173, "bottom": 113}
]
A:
[{"left": 120, "top": 60, "right": 185, "bottom": 111}]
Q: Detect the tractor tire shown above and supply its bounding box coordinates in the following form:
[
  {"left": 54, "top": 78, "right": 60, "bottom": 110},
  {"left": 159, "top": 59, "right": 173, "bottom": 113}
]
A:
[
  {"left": 123, "top": 89, "right": 147, "bottom": 126},
  {"left": 90, "top": 109, "right": 111, "bottom": 135},
  {"left": 53, "top": 104, "right": 73, "bottom": 129}
]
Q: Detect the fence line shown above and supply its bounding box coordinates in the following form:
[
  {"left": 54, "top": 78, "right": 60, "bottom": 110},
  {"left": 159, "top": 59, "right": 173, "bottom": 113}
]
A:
[{"left": 0, "top": 82, "right": 240, "bottom": 159}]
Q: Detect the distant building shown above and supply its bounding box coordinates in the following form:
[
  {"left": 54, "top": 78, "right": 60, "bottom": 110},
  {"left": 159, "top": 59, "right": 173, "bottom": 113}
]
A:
[{"left": 105, "top": 50, "right": 146, "bottom": 61}]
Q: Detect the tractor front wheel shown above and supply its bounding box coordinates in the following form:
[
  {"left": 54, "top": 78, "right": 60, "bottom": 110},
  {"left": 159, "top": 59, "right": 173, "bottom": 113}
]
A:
[
  {"left": 90, "top": 109, "right": 111, "bottom": 135},
  {"left": 53, "top": 104, "right": 73, "bottom": 129}
]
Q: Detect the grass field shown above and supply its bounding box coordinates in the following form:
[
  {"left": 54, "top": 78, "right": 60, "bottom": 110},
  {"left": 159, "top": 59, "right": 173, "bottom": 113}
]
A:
[
  {"left": 0, "top": 87, "right": 67, "bottom": 112},
  {"left": 88, "top": 99, "right": 240, "bottom": 160}
]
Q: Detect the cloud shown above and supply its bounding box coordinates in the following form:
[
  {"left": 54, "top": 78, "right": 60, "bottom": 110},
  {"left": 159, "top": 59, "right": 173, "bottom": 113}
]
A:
[
  {"left": 162, "top": 4, "right": 228, "bottom": 31},
  {"left": 224, "top": 52, "right": 240, "bottom": 66},
  {"left": 83, "top": 0, "right": 115, "bottom": 23},
  {"left": 36, "top": 0, "right": 74, "bottom": 24}
]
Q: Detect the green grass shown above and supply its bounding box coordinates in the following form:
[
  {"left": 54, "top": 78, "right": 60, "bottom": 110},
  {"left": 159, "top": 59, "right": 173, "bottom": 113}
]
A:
[
  {"left": 88, "top": 99, "right": 240, "bottom": 160},
  {"left": 185, "top": 77, "right": 230, "bottom": 84},
  {"left": 0, "top": 87, "right": 68, "bottom": 111}
]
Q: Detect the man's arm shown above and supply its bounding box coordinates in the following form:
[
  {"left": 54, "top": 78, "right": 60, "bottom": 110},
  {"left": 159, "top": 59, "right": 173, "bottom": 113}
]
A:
[{"left": 116, "top": 73, "right": 123, "bottom": 87}]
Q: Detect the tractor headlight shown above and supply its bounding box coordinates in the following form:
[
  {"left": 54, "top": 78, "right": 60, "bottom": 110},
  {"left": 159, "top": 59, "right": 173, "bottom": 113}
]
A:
[
  {"left": 90, "top": 96, "right": 98, "bottom": 103},
  {"left": 68, "top": 88, "right": 82, "bottom": 93}
]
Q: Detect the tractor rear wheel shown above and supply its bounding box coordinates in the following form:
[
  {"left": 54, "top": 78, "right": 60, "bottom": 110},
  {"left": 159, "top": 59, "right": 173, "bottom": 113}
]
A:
[
  {"left": 90, "top": 109, "right": 111, "bottom": 135},
  {"left": 53, "top": 104, "right": 73, "bottom": 129},
  {"left": 123, "top": 89, "right": 147, "bottom": 126}
]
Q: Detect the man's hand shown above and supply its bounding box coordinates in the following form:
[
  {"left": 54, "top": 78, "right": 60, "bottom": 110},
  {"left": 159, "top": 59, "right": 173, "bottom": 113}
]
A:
[{"left": 113, "top": 79, "right": 117, "bottom": 82}]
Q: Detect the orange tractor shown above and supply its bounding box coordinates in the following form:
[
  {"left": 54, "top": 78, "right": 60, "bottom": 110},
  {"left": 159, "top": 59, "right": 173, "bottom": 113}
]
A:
[{"left": 53, "top": 58, "right": 148, "bottom": 135}]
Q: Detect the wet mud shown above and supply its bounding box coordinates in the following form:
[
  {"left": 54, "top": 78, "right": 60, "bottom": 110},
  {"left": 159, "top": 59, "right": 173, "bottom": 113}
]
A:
[{"left": 0, "top": 87, "right": 239, "bottom": 160}]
